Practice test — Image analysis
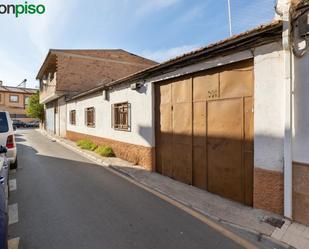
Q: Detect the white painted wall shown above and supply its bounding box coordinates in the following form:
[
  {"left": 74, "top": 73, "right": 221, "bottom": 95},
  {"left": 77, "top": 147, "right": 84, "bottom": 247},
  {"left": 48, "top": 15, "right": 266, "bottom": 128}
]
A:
[
  {"left": 254, "top": 42, "right": 285, "bottom": 172},
  {"left": 45, "top": 104, "right": 54, "bottom": 134},
  {"left": 58, "top": 96, "right": 67, "bottom": 137},
  {"left": 66, "top": 42, "right": 286, "bottom": 174},
  {"left": 293, "top": 48, "right": 309, "bottom": 164},
  {"left": 66, "top": 83, "right": 154, "bottom": 147}
]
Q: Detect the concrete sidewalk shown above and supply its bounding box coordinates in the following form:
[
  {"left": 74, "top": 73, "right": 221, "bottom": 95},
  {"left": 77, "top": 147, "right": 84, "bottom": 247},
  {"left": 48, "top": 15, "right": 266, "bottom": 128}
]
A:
[{"left": 37, "top": 129, "right": 309, "bottom": 249}]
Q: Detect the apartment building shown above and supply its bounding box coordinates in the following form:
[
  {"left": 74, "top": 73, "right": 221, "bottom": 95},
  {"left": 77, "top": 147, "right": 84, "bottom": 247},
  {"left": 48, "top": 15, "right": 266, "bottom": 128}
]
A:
[{"left": 0, "top": 82, "right": 37, "bottom": 122}]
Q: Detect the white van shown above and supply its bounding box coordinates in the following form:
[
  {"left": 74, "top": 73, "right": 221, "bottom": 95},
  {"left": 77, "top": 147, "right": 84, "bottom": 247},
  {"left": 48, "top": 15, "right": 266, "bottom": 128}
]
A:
[{"left": 0, "top": 111, "right": 17, "bottom": 169}]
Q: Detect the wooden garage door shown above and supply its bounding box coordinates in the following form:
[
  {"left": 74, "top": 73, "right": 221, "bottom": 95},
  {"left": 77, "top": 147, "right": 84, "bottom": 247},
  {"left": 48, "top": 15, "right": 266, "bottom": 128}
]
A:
[{"left": 155, "top": 60, "right": 254, "bottom": 206}]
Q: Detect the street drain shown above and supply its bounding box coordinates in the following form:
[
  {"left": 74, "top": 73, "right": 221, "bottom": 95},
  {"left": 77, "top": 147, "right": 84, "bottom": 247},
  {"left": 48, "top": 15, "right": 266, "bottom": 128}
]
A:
[{"left": 262, "top": 216, "right": 285, "bottom": 228}]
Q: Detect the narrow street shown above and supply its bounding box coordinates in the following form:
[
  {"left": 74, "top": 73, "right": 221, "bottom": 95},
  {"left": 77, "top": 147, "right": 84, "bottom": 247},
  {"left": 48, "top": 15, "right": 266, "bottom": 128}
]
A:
[{"left": 8, "top": 129, "right": 245, "bottom": 249}]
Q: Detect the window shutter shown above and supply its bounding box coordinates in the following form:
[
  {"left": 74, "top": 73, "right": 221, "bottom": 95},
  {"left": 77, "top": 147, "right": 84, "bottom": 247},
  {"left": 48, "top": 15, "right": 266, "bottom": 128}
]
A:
[
  {"left": 85, "top": 109, "right": 87, "bottom": 126},
  {"left": 92, "top": 108, "right": 95, "bottom": 127},
  {"left": 128, "top": 103, "right": 131, "bottom": 130},
  {"left": 111, "top": 104, "right": 114, "bottom": 128}
]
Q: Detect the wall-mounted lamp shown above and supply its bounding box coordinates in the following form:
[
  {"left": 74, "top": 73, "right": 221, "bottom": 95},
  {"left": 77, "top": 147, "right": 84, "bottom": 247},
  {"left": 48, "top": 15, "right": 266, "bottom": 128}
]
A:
[
  {"left": 102, "top": 90, "right": 108, "bottom": 100},
  {"left": 130, "top": 82, "right": 143, "bottom": 90}
]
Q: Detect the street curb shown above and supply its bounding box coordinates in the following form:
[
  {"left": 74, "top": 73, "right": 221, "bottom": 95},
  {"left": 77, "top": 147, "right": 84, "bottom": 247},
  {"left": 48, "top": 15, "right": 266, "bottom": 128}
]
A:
[
  {"left": 107, "top": 165, "right": 294, "bottom": 249},
  {"left": 36, "top": 129, "right": 294, "bottom": 249}
]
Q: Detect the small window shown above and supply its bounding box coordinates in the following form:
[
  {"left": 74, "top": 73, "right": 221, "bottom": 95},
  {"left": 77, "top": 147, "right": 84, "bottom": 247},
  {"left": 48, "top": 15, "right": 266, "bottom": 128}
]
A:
[
  {"left": 70, "top": 110, "right": 76, "bottom": 125},
  {"left": 112, "top": 102, "right": 131, "bottom": 131},
  {"left": 85, "top": 107, "right": 95, "bottom": 127},
  {"left": 10, "top": 95, "right": 19, "bottom": 103},
  {"left": 24, "top": 96, "right": 30, "bottom": 106}
]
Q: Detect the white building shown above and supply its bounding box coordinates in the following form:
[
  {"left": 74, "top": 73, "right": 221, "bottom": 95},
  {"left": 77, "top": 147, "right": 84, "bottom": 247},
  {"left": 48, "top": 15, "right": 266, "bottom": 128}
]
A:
[{"left": 40, "top": 0, "right": 309, "bottom": 226}]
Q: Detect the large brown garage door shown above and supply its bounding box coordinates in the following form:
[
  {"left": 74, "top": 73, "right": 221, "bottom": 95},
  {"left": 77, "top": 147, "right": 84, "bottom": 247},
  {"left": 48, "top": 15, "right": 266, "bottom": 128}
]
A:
[{"left": 155, "top": 60, "right": 254, "bottom": 206}]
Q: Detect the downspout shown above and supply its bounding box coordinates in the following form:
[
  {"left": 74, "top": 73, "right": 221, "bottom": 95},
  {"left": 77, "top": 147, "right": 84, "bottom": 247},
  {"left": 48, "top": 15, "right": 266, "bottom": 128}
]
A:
[{"left": 282, "top": 2, "right": 293, "bottom": 219}]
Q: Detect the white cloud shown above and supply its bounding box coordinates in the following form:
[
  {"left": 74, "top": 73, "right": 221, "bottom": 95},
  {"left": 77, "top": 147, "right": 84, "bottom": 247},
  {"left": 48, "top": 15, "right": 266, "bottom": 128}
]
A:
[{"left": 141, "top": 44, "right": 201, "bottom": 62}]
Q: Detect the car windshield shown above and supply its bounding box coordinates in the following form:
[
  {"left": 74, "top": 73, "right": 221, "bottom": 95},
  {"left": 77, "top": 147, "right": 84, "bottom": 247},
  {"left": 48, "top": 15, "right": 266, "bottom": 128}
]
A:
[{"left": 0, "top": 112, "right": 8, "bottom": 133}]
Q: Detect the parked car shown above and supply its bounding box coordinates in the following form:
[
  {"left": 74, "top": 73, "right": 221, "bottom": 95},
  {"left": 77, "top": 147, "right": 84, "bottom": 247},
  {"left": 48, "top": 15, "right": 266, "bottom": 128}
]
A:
[
  {"left": 25, "top": 120, "right": 40, "bottom": 128},
  {"left": 12, "top": 120, "right": 25, "bottom": 129},
  {"left": 0, "top": 112, "right": 17, "bottom": 169},
  {"left": 0, "top": 146, "right": 9, "bottom": 249}
]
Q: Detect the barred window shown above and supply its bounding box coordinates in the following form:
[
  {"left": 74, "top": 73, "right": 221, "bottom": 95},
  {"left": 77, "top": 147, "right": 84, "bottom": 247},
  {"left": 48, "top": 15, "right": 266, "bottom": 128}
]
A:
[
  {"left": 85, "top": 107, "right": 95, "bottom": 127},
  {"left": 70, "top": 110, "right": 76, "bottom": 125},
  {"left": 112, "top": 102, "right": 130, "bottom": 131}
]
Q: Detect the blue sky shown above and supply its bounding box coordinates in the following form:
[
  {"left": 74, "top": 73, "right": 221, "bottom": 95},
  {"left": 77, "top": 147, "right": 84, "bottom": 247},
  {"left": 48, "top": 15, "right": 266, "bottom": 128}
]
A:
[{"left": 0, "top": 0, "right": 275, "bottom": 88}]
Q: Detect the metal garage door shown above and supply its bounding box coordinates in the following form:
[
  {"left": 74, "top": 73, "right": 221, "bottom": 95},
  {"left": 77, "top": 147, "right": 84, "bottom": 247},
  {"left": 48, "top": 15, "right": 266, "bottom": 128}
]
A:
[
  {"left": 45, "top": 102, "right": 55, "bottom": 134},
  {"left": 155, "top": 60, "right": 254, "bottom": 206}
]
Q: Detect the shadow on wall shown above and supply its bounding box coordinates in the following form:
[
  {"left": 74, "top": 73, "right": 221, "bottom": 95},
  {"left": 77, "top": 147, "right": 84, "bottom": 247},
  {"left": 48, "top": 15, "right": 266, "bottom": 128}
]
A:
[
  {"left": 152, "top": 129, "right": 285, "bottom": 213},
  {"left": 292, "top": 52, "right": 309, "bottom": 225},
  {"left": 137, "top": 125, "right": 153, "bottom": 146},
  {"left": 293, "top": 54, "right": 309, "bottom": 162}
]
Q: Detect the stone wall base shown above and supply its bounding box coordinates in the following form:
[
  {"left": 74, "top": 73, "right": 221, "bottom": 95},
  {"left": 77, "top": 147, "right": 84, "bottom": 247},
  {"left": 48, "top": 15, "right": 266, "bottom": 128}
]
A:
[
  {"left": 293, "top": 161, "right": 309, "bottom": 226},
  {"left": 66, "top": 130, "right": 154, "bottom": 171},
  {"left": 253, "top": 167, "right": 284, "bottom": 214}
]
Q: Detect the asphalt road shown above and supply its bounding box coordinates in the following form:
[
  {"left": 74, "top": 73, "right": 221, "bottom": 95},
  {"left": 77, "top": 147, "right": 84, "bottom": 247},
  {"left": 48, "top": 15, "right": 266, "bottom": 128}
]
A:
[{"left": 8, "top": 129, "right": 247, "bottom": 249}]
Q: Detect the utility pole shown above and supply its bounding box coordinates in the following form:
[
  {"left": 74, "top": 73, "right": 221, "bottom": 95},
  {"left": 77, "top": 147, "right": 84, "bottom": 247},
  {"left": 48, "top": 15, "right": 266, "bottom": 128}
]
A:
[{"left": 227, "top": 0, "right": 233, "bottom": 36}]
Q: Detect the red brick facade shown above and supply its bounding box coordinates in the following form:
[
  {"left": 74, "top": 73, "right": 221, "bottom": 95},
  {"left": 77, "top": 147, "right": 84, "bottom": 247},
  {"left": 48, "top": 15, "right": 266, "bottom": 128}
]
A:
[
  {"left": 293, "top": 162, "right": 309, "bottom": 226},
  {"left": 37, "top": 49, "right": 157, "bottom": 95},
  {"left": 253, "top": 167, "right": 284, "bottom": 214},
  {"left": 66, "top": 130, "right": 154, "bottom": 171}
]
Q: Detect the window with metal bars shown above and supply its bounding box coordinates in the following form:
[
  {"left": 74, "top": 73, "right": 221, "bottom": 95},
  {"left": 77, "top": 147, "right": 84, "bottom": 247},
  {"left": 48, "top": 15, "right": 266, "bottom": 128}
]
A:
[
  {"left": 85, "top": 107, "right": 95, "bottom": 127},
  {"left": 112, "top": 102, "right": 131, "bottom": 131},
  {"left": 70, "top": 110, "right": 76, "bottom": 125}
]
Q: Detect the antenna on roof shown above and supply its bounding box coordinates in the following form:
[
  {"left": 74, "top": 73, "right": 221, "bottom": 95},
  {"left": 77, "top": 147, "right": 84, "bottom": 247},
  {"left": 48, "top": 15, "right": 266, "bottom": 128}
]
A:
[
  {"left": 17, "top": 79, "right": 27, "bottom": 88},
  {"left": 227, "top": 0, "right": 233, "bottom": 37}
]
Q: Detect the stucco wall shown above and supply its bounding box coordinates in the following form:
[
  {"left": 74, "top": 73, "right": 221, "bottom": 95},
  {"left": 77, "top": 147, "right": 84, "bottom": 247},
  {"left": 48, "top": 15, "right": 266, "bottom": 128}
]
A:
[
  {"left": 293, "top": 50, "right": 309, "bottom": 164},
  {"left": 292, "top": 35, "right": 309, "bottom": 225},
  {"left": 45, "top": 103, "right": 54, "bottom": 134},
  {"left": 253, "top": 42, "right": 285, "bottom": 172},
  {"left": 67, "top": 43, "right": 285, "bottom": 171},
  {"left": 66, "top": 82, "right": 154, "bottom": 147}
]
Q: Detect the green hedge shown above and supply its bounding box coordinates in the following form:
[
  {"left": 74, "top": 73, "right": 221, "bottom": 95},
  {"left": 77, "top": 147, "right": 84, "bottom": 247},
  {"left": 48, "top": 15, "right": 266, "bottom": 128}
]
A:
[
  {"left": 76, "top": 139, "right": 97, "bottom": 151},
  {"left": 95, "top": 145, "right": 114, "bottom": 157}
]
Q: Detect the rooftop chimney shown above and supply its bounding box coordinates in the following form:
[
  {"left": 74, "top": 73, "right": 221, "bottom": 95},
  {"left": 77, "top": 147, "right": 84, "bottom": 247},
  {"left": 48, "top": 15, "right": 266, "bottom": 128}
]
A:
[{"left": 0, "top": 80, "right": 3, "bottom": 86}]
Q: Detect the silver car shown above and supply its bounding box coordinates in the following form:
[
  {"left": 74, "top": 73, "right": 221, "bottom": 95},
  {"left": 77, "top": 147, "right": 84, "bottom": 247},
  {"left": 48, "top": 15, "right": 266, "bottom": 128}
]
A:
[{"left": 0, "top": 111, "right": 17, "bottom": 169}]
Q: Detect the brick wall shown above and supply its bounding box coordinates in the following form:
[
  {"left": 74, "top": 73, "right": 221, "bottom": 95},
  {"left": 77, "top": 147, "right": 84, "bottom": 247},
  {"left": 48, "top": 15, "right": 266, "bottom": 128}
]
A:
[
  {"left": 253, "top": 167, "right": 284, "bottom": 214},
  {"left": 56, "top": 50, "right": 157, "bottom": 92},
  {"left": 293, "top": 162, "right": 309, "bottom": 226},
  {"left": 66, "top": 130, "right": 154, "bottom": 171}
]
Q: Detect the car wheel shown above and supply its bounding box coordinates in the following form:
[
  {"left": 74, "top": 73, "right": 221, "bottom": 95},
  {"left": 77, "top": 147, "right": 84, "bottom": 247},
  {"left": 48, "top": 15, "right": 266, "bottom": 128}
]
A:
[{"left": 10, "top": 158, "right": 18, "bottom": 170}]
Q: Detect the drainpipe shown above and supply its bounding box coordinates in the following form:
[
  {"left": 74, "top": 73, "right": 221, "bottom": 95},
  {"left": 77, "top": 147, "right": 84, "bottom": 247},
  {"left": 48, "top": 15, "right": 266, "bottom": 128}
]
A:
[{"left": 282, "top": 1, "right": 293, "bottom": 219}]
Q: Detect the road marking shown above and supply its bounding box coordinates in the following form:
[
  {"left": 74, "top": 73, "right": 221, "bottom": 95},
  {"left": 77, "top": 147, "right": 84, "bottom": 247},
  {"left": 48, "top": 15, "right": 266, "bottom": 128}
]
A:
[
  {"left": 8, "top": 237, "right": 19, "bottom": 249},
  {"left": 9, "top": 179, "right": 17, "bottom": 191},
  {"left": 8, "top": 203, "right": 18, "bottom": 225}
]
